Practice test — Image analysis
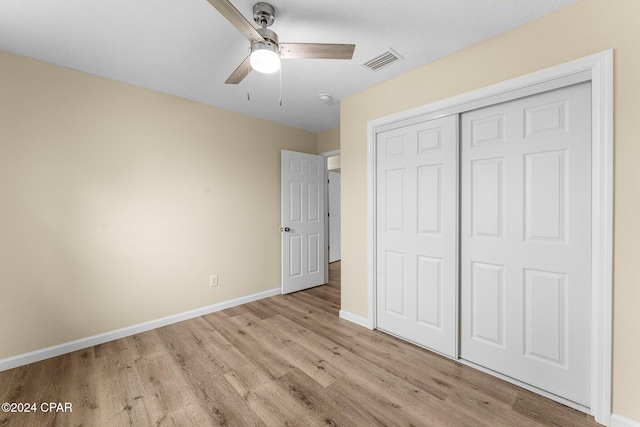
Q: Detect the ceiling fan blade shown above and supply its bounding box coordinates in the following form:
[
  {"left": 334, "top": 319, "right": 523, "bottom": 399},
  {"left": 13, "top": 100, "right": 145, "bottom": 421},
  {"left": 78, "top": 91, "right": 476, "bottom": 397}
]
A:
[
  {"left": 204, "top": 0, "right": 264, "bottom": 43},
  {"left": 279, "top": 43, "right": 355, "bottom": 60},
  {"left": 225, "top": 55, "right": 252, "bottom": 84}
]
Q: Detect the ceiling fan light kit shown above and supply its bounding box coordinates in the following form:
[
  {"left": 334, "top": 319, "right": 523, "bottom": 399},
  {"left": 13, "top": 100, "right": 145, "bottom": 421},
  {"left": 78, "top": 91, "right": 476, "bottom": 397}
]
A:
[
  {"left": 249, "top": 44, "right": 280, "bottom": 73},
  {"left": 249, "top": 41, "right": 280, "bottom": 73}
]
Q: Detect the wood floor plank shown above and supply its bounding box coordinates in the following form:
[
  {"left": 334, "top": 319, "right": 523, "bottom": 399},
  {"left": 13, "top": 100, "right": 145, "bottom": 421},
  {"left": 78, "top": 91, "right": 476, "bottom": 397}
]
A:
[
  {"left": 157, "top": 323, "right": 266, "bottom": 426},
  {"left": 132, "top": 329, "right": 213, "bottom": 426},
  {"left": 203, "top": 311, "right": 293, "bottom": 380},
  {"left": 287, "top": 289, "right": 341, "bottom": 316},
  {"left": 442, "top": 385, "right": 539, "bottom": 427},
  {"left": 241, "top": 300, "right": 280, "bottom": 320},
  {"left": 91, "top": 343, "right": 149, "bottom": 426},
  {"left": 241, "top": 371, "right": 320, "bottom": 426},
  {"left": 0, "top": 262, "right": 601, "bottom": 426},
  {"left": 63, "top": 348, "right": 102, "bottom": 427},
  {"left": 224, "top": 312, "right": 344, "bottom": 388},
  {"left": 267, "top": 292, "right": 458, "bottom": 400},
  {"left": 273, "top": 367, "right": 366, "bottom": 426},
  {"left": 511, "top": 389, "right": 599, "bottom": 427},
  {"left": 163, "top": 316, "right": 252, "bottom": 375}
]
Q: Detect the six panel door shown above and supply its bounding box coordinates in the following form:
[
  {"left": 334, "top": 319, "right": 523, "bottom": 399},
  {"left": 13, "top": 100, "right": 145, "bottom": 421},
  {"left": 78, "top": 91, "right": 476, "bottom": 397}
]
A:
[
  {"left": 459, "top": 82, "right": 592, "bottom": 405},
  {"left": 281, "top": 150, "right": 327, "bottom": 294},
  {"left": 376, "top": 115, "right": 458, "bottom": 357}
]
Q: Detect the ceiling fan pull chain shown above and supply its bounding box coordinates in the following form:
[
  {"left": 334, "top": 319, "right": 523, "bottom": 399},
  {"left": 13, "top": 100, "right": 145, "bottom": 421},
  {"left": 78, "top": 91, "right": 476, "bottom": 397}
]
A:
[
  {"left": 279, "top": 65, "right": 282, "bottom": 107},
  {"left": 247, "top": 56, "right": 252, "bottom": 101}
]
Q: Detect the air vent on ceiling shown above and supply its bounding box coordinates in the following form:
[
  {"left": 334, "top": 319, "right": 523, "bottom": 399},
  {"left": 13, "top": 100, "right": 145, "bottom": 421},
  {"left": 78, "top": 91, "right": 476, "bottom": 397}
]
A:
[{"left": 361, "top": 48, "right": 403, "bottom": 71}]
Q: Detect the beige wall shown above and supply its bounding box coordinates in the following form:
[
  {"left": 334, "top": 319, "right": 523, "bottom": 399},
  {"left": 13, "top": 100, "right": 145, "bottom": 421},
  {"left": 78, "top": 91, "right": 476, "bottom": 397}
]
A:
[
  {"left": 317, "top": 126, "right": 340, "bottom": 153},
  {"left": 0, "top": 52, "right": 316, "bottom": 359},
  {"left": 340, "top": 0, "right": 640, "bottom": 420}
]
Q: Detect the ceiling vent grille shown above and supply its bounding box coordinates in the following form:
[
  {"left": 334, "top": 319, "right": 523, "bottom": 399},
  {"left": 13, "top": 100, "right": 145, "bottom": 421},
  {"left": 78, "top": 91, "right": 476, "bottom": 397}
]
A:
[{"left": 361, "top": 48, "right": 403, "bottom": 71}]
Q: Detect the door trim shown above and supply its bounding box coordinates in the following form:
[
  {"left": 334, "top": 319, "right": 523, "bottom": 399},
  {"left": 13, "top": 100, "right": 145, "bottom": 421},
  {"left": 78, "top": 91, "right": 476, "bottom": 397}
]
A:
[
  {"left": 322, "top": 149, "right": 340, "bottom": 268},
  {"left": 366, "top": 50, "right": 613, "bottom": 425}
]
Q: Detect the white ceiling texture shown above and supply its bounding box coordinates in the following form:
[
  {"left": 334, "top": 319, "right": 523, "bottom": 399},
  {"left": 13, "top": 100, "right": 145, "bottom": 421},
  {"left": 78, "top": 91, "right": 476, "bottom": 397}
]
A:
[{"left": 0, "top": 0, "right": 579, "bottom": 132}]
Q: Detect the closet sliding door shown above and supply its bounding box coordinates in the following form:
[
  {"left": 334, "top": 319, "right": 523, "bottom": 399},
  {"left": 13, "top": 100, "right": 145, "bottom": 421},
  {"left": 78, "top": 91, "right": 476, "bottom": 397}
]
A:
[
  {"left": 459, "top": 82, "right": 592, "bottom": 406},
  {"left": 375, "top": 115, "right": 458, "bottom": 357}
]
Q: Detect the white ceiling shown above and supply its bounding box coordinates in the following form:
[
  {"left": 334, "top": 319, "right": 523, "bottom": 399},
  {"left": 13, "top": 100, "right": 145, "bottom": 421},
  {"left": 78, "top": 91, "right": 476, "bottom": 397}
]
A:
[{"left": 0, "top": 0, "right": 579, "bottom": 132}]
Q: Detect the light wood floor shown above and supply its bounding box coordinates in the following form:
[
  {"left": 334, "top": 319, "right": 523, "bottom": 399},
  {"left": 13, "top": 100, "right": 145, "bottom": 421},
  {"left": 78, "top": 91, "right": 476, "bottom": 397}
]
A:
[{"left": 0, "top": 261, "right": 600, "bottom": 426}]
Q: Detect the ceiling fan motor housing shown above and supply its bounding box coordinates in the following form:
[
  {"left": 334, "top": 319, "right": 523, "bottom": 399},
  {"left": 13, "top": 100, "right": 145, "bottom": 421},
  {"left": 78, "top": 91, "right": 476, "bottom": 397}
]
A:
[
  {"left": 256, "top": 27, "right": 278, "bottom": 45},
  {"left": 251, "top": 27, "right": 280, "bottom": 56}
]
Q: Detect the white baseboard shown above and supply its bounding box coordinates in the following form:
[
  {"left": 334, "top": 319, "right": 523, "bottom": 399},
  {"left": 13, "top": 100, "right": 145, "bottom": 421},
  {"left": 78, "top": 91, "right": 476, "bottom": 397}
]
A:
[
  {"left": 339, "top": 309, "right": 373, "bottom": 329},
  {"left": 0, "top": 287, "right": 281, "bottom": 372},
  {"left": 612, "top": 414, "right": 640, "bottom": 427}
]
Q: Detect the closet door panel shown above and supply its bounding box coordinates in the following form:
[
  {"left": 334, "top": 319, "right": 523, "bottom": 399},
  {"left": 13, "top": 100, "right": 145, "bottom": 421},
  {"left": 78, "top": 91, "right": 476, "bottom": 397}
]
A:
[
  {"left": 460, "top": 82, "right": 592, "bottom": 406},
  {"left": 376, "top": 115, "right": 458, "bottom": 357}
]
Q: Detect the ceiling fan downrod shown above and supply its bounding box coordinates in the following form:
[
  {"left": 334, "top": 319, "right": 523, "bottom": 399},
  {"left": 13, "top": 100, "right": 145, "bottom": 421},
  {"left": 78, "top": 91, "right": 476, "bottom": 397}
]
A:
[{"left": 253, "top": 2, "right": 275, "bottom": 28}]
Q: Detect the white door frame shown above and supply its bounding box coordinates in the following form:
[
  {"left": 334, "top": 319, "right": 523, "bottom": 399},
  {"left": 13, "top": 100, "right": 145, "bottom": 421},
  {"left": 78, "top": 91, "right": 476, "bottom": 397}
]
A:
[
  {"left": 366, "top": 50, "right": 613, "bottom": 425},
  {"left": 322, "top": 149, "right": 341, "bottom": 265},
  {"left": 321, "top": 149, "right": 341, "bottom": 158},
  {"left": 328, "top": 170, "right": 341, "bottom": 263}
]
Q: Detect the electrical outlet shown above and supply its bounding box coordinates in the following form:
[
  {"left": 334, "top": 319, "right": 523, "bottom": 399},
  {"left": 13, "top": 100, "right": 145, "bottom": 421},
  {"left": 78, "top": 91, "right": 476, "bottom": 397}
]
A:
[{"left": 209, "top": 274, "right": 218, "bottom": 287}]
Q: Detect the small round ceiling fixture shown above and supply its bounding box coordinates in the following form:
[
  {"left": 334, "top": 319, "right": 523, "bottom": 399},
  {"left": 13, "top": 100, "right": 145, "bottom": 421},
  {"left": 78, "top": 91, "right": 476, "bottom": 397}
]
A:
[{"left": 319, "top": 94, "right": 334, "bottom": 105}]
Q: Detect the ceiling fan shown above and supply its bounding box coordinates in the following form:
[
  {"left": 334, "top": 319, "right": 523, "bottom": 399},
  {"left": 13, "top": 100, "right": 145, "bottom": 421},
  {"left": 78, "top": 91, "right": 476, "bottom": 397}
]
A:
[{"left": 204, "top": 0, "right": 356, "bottom": 84}]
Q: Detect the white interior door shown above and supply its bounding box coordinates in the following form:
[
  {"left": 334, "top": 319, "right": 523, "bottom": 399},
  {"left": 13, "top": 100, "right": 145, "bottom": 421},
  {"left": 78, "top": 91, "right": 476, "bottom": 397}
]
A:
[
  {"left": 375, "top": 115, "right": 458, "bottom": 357},
  {"left": 281, "top": 150, "right": 327, "bottom": 294},
  {"left": 328, "top": 171, "right": 341, "bottom": 262},
  {"left": 460, "top": 82, "right": 592, "bottom": 405}
]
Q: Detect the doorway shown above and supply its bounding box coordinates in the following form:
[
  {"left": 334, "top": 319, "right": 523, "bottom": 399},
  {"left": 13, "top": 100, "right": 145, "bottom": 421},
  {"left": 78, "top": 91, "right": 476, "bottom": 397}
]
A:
[
  {"left": 328, "top": 169, "right": 341, "bottom": 263},
  {"left": 324, "top": 151, "right": 342, "bottom": 264}
]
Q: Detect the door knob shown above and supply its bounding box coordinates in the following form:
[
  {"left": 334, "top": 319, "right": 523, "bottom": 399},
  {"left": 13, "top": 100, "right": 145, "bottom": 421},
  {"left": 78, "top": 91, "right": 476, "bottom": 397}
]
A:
[{"left": 282, "top": 227, "right": 291, "bottom": 232}]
